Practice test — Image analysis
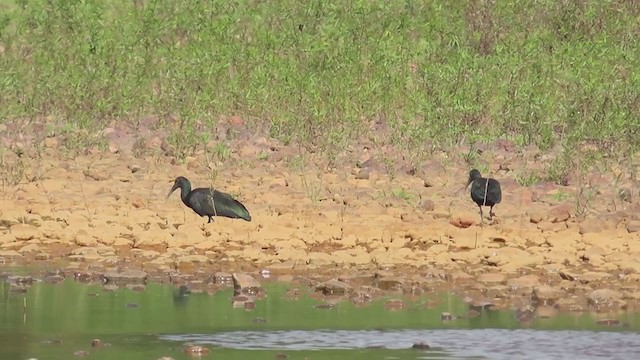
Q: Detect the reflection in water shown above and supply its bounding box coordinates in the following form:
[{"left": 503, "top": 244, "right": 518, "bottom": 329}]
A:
[
  {"left": 172, "top": 285, "right": 192, "bottom": 307},
  {"left": 161, "top": 328, "right": 640, "bottom": 360}
]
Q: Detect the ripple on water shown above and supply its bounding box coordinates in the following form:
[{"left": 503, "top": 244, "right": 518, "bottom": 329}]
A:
[{"left": 160, "top": 329, "right": 640, "bottom": 360}]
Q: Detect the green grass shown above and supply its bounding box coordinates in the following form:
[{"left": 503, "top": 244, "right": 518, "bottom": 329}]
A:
[
  {"left": 0, "top": 0, "right": 639, "bottom": 164},
  {"left": 391, "top": 188, "right": 412, "bottom": 201}
]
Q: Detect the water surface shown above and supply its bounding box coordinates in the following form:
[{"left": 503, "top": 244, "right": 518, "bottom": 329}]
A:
[{"left": 1, "top": 277, "right": 639, "bottom": 360}]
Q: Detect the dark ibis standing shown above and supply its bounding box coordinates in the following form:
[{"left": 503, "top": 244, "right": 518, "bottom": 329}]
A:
[
  {"left": 466, "top": 169, "right": 501, "bottom": 224},
  {"left": 167, "top": 176, "right": 252, "bottom": 223}
]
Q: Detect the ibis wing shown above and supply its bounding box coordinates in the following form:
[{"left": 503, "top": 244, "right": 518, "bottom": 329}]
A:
[
  {"left": 488, "top": 179, "right": 502, "bottom": 204},
  {"left": 470, "top": 178, "right": 502, "bottom": 206},
  {"left": 189, "top": 189, "right": 251, "bottom": 221}
]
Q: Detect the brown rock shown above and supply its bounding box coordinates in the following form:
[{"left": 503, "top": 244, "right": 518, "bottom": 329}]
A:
[
  {"left": 537, "top": 221, "right": 567, "bottom": 232},
  {"left": 532, "top": 285, "right": 565, "bottom": 306},
  {"left": 583, "top": 245, "right": 607, "bottom": 259},
  {"left": 476, "top": 273, "right": 506, "bottom": 284},
  {"left": 18, "top": 243, "right": 40, "bottom": 254},
  {"left": 375, "top": 276, "right": 404, "bottom": 291},
  {"left": 39, "top": 220, "right": 64, "bottom": 238},
  {"left": 307, "top": 252, "right": 335, "bottom": 266},
  {"left": 0, "top": 250, "right": 23, "bottom": 258},
  {"left": 556, "top": 297, "right": 581, "bottom": 311},
  {"left": 418, "top": 199, "right": 435, "bottom": 212},
  {"left": 83, "top": 168, "right": 109, "bottom": 181},
  {"left": 128, "top": 164, "right": 142, "bottom": 173},
  {"left": 176, "top": 255, "right": 209, "bottom": 264},
  {"left": 113, "top": 237, "right": 134, "bottom": 247},
  {"left": 547, "top": 204, "right": 571, "bottom": 223},
  {"left": 276, "top": 247, "right": 309, "bottom": 263},
  {"left": 102, "top": 269, "right": 148, "bottom": 284},
  {"left": 578, "top": 272, "right": 611, "bottom": 284},
  {"left": 175, "top": 223, "right": 207, "bottom": 245},
  {"left": 266, "top": 261, "right": 296, "bottom": 273},
  {"left": 535, "top": 305, "right": 558, "bottom": 318},
  {"left": 193, "top": 240, "right": 216, "bottom": 250},
  {"left": 35, "top": 253, "right": 51, "bottom": 260},
  {"left": 186, "top": 159, "right": 202, "bottom": 171},
  {"left": 135, "top": 229, "right": 170, "bottom": 247},
  {"left": 354, "top": 169, "right": 370, "bottom": 180},
  {"left": 10, "top": 224, "right": 39, "bottom": 241},
  {"left": 528, "top": 210, "right": 544, "bottom": 224},
  {"left": 482, "top": 247, "right": 539, "bottom": 269},
  {"left": 316, "top": 279, "right": 352, "bottom": 296},
  {"left": 627, "top": 220, "right": 640, "bottom": 233},
  {"left": 75, "top": 230, "right": 98, "bottom": 246},
  {"left": 451, "top": 271, "right": 473, "bottom": 281},
  {"left": 449, "top": 232, "right": 478, "bottom": 249},
  {"left": 232, "top": 273, "right": 263, "bottom": 296},
  {"left": 587, "top": 289, "right": 625, "bottom": 311},
  {"left": 559, "top": 270, "right": 579, "bottom": 281},
  {"left": 579, "top": 221, "right": 609, "bottom": 234},
  {"left": 449, "top": 216, "right": 475, "bottom": 229},
  {"left": 507, "top": 274, "right": 540, "bottom": 290},
  {"left": 44, "top": 137, "right": 59, "bottom": 148}
]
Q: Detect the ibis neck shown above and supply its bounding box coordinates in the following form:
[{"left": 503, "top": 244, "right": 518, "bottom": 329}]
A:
[{"left": 179, "top": 183, "right": 191, "bottom": 203}]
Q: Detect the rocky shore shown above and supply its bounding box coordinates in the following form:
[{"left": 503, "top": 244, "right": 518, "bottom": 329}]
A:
[{"left": 1, "top": 118, "right": 640, "bottom": 316}]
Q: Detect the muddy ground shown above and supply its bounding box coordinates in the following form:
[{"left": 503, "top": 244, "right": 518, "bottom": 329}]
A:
[{"left": 2, "top": 117, "right": 640, "bottom": 318}]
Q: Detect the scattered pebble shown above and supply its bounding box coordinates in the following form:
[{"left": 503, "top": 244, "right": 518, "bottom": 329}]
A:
[
  {"left": 183, "top": 344, "right": 210, "bottom": 356},
  {"left": 314, "top": 303, "right": 335, "bottom": 310},
  {"left": 411, "top": 342, "right": 431, "bottom": 350},
  {"left": 73, "top": 350, "right": 89, "bottom": 357},
  {"left": 596, "top": 319, "right": 621, "bottom": 326}
]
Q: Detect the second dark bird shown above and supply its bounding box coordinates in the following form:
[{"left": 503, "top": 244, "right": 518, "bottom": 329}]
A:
[
  {"left": 466, "top": 169, "right": 501, "bottom": 224},
  {"left": 167, "top": 176, "right": 252, "bottom": 223}
]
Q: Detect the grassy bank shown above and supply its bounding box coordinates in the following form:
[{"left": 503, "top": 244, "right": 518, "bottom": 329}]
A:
[{"left": 0, "top": 0, "right": 639, "bottom": 162}]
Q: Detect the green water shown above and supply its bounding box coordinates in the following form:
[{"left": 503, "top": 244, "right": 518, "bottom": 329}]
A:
[{"left": 1, "top": 277, "right": 639, "bottom": 360}]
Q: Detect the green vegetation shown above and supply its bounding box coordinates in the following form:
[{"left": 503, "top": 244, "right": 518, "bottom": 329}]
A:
[
  {"left": 0, "top": 0, "right": 639, "bottom": 162},
  {"left": 392, "top": 187, "right": 412, "bottom": 201}
]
